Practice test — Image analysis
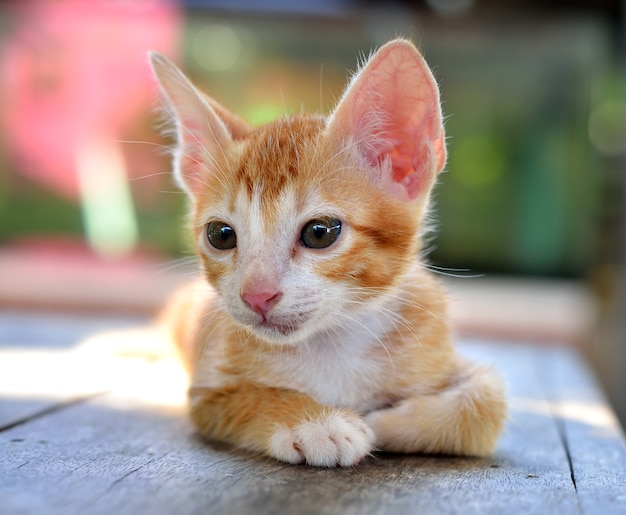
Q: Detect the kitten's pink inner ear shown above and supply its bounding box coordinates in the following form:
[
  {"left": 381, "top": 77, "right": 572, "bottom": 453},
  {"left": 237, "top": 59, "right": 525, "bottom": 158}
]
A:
[
  {"left": 150, "top": 52, "right": 253, "bottom": 199},
  {"left": 329, "top": 40, "right": 446, "bottom": 200}
]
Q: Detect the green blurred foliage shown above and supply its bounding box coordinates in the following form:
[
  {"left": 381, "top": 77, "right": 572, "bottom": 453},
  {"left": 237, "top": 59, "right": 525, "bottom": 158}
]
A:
[{"left": 0, "top": 9, "right": 619, "bottom": 278}]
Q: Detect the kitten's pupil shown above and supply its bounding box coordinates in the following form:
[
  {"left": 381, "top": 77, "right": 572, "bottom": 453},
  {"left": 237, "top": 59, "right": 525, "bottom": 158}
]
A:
[
  {"left": 207, "top": 221, "right": 237, "bottom": 250},
  {"left": 301, "top": 219, "right": 342, "bottom": 249},
  {"left": 313, "top": 225, "right": 326, "bottom": 238}
]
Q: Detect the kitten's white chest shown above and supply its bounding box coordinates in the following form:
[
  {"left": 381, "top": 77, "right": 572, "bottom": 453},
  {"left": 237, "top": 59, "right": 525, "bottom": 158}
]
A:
[{"left": 266, "top": 311, "right": 395, "bottom": 413}]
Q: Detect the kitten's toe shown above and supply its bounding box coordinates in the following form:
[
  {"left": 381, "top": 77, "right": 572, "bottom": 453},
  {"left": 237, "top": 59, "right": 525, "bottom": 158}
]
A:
[
  {"left": 268, "top": 427, "right": 306, "bottom": 464},
  {"left": 269, "top": 412, "right": 374, "bottom": 467}
]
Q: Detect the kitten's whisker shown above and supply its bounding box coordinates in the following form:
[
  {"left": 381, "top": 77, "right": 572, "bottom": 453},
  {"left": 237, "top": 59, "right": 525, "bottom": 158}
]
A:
[
  {"left": 198, "top": 315, "right": 231, "bottom": 362},
  {"left": 157, "top": 94, "right": 232, "bottom": 188},
  {"left": 158, "top": 190, "right": 188, "bottom": 196},
  {"left": 342, "top": 285, "right": 444, "bottom": 321},
  {"left": 129, "top": 171, "right": 174, "bottom": 181},
  {"left": 318, "top": 130, "right": 389, "bottom": 173},
  {"left": 331, "top": 310, "right": 395, "bottom": 370},
  {"left": 151, "top": 256, "right": 199, "bottom": 275},
  {"left": 423, "top": 264, "right": 484, "bottom": 279},
  {"left": 318, "top": 60, "right": 324, "bottom": 114},
  {"left": 114, "top": 139, "right": 172, "bottom": 151}
]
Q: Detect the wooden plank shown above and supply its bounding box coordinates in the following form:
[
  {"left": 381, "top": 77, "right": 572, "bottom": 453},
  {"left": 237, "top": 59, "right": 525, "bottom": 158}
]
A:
[
  {"left": 0, "top": 311, "right": 144, "bottom": 429},
  {"left": 460, "top": 342, "right": 580, "bottom": 512},
  {"left": 0, "top": 348, "right": 106, "bottom": 430},
  {"left": 0, "top": 334, "right": 589, "bottom": 515},
  {"left": 0, "top": 311, "right": 146, "bottom": 350},
  {"left": 538, "top": 347, "right": 626, "bottom": 515},
  {"left": 0, "top": 399, "right": 573, "bottom": 515}
]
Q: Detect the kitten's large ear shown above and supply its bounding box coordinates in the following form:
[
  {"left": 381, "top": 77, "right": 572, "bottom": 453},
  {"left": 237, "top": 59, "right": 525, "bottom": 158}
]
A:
[
  {"left": 326, "top": 39, "right": 446, "bottom": 200},
  {"left": 149, "top": 52, "right": 252, "bottom": 199}
]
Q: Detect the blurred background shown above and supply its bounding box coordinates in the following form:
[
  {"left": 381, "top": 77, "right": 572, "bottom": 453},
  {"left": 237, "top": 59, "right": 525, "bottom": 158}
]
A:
[{"left": 0, "top": 0, "right": 624, "bottom": 425}]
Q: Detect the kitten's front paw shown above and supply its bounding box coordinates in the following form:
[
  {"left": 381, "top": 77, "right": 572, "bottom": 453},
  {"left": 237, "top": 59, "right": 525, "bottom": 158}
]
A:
[{"left": 268, "top": 411, "right": 374, "bottom": 467}]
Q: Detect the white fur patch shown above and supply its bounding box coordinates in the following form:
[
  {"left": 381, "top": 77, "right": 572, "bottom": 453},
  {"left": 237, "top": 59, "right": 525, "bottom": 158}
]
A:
[
  {"left": 268, "top": 412, "right": 374, "bottom": 467},
  {"left": 262, "top": 301, "right": 399, "bottom": 412}
]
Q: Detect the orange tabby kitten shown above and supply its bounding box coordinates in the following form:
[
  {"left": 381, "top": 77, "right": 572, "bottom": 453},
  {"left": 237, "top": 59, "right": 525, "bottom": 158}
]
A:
[{"left": 150, "top": 39, "right": 506, "bottom": 467}]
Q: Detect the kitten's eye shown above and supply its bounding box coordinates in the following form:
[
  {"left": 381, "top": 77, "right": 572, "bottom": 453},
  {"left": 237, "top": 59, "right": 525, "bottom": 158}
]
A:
[
  {"left": 206, "top": 221, "right": 237, "bottom": 250},
  {"left": 300, "top": 218, "right": 342, "bottom": 249}
]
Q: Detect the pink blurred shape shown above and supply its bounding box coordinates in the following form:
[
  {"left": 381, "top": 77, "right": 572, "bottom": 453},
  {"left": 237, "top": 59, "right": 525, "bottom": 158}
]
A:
[{"left": 0, "top": 0, "right": 181, "bottom": 198}]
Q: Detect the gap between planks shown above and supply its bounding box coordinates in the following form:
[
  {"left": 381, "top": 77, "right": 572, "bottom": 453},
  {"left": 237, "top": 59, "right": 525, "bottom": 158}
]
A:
[{"left": 0, "top": 392, "right": 108, "bottom": 433}]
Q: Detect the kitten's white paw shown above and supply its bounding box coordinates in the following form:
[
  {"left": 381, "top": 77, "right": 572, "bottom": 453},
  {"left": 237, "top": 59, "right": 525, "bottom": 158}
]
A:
[{"left": 269, "top": 412, "right": 374, "bottom": 467}]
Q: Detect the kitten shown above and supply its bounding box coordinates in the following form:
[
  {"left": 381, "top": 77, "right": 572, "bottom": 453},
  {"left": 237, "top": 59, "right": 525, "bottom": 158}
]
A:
[{"left": 150, "top": 39, "right": 506, "bottom": 467}]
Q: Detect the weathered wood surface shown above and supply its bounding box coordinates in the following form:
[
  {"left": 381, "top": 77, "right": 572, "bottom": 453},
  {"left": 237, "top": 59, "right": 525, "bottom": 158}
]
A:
[{"left": 0, "top": 311, "right": 625, "bottom": 515}]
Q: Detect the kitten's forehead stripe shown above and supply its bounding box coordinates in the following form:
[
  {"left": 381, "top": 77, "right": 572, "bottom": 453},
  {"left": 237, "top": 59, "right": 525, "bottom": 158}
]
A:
[{"left": 236, "top": 117, "right": 325, "bottom": 210}]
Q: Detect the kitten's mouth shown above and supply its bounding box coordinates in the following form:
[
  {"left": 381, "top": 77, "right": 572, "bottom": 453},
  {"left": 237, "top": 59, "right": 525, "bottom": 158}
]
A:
[
  {"left": 248, "top": 312, "right": 311, "bottom": 339},
  {"left": 257, "top": 318, "right": 297, "bottom": 336},
  {"left": 239, "top": 308, "right": 312, "bottom": 341}
]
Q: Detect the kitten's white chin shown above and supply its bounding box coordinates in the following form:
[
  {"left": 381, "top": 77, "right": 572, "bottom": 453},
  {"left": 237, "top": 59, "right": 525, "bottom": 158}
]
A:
[{"left": 250, "top": 322, "right": 306, "bottom": 345}]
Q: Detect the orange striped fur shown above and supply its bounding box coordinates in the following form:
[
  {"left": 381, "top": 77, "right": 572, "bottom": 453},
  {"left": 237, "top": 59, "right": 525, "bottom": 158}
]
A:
[{"left": 151, "top": 39, "right": 506, "bottom": 467}]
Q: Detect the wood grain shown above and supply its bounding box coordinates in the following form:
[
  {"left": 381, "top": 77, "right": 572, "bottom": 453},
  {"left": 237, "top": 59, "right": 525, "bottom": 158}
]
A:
[
  {"left": 1, "top": 313, "right": 625, "bottom": 514},
  {"left": 540, "top": 347, "right": 626, "bottom": 515}
]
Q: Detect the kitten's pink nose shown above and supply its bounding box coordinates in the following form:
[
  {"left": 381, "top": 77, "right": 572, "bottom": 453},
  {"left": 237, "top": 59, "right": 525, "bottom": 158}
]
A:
[{"left": 241, "top": 290, "right": 283, "bottom": 317}]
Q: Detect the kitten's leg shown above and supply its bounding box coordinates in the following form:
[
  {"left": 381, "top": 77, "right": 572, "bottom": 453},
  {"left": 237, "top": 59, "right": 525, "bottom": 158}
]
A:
[
  {"left": 189, "top": 383, "right": 374, "bottom": 467},
  {"left": 365, "top": 362, "right": 506, "bottom": 456}
]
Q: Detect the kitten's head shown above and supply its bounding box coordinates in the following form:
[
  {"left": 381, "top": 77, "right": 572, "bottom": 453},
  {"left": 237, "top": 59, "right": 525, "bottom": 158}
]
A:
[{"left": 151, "top": 39, "right": 446, "bottom": 345}]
